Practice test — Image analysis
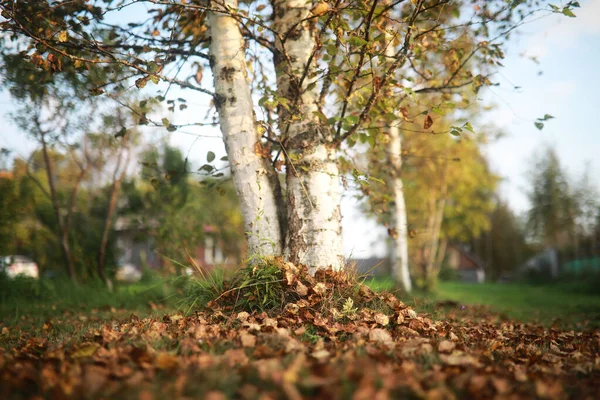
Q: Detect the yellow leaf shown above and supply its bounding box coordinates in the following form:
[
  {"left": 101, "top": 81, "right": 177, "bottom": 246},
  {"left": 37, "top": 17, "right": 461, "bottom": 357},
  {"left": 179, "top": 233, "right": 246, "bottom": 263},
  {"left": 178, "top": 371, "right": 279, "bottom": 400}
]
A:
[
  {"left": 72, "top": 343, "right": 100, "bottom": 359},
  {"left": 58, "top": 30, "right": 68, "bottom": 42},
  {"left": 310, "top": 2, "right": 330, "bottom": 16}
]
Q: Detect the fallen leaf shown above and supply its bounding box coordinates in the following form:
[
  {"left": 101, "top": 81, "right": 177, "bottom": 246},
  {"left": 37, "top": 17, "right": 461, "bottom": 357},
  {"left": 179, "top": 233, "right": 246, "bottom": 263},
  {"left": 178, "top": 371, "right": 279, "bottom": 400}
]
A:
[
  {"left": 374, "top": 313, "right": 389, "bottom": 326},
  {"left": 369, "top": 328, "right": 394, "bottom": 346},
  {"left": 437, "top": 340, "right": 455, "bottom": 353},
  {"left": 155, "top": 352, "right": 179, "bottom": 370},
  {"left": 71, "top": 343, "right": 100, "bottom": 359},
  {"left": 240, "top": 332, "right": 256, "bottom": 348}
]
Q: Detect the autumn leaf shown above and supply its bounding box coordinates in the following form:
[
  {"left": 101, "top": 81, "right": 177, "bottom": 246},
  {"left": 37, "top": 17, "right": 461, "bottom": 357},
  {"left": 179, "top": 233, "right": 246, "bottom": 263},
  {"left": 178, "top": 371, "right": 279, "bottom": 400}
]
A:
[
  {"left": 424, "top": 114, "right": 433, "bottom": 129},
  {"left": 71, "top": 343, "right": 100, "bottom": 359},
  {"left": 155, "top": 352, "right": 179, "bottom": 370},
  {"left": 57, "top": 30, "right": 68, "bottom": 42},
  {"left": 310, "top": 2, "right": 330, "bottom": 16},
  {"left": 437, "top": 340, "right": 455, "bottom": 353}
]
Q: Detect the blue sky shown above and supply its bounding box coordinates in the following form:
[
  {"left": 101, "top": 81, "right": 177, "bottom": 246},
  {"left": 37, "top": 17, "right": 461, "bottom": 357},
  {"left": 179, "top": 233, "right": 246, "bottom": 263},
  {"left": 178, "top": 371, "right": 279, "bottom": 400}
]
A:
[{"left": 1, "top": 0, "right": 598, "bottom": 258}]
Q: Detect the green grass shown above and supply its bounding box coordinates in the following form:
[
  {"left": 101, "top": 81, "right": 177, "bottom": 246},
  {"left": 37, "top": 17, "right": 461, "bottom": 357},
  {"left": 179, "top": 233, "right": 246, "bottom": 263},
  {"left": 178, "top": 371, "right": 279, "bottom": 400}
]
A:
[
  {"left": 0, "top": 274, "right": 180, "bottom": 328},
  {"left": 432, "top": 281, "right": 600, "bottom": 326},
  {"left": 364, "top": 278, "right": 600, "bottom": 328}
]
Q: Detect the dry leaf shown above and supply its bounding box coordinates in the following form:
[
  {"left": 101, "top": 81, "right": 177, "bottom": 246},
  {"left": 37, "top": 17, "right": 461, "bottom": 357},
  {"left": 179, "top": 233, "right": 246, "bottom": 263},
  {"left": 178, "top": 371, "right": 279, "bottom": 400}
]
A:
[
  {"left": 437, "top": 340, "right": 455, "bottom": 353},
  {"left": 240, "top": 332, "right": 256, "bottom": 348},
  {"left": 71, "top": 343, "right": 100, "bottom": 359},
  {"left": 424, "top": 114, "right": 433, "bottom": 129}
]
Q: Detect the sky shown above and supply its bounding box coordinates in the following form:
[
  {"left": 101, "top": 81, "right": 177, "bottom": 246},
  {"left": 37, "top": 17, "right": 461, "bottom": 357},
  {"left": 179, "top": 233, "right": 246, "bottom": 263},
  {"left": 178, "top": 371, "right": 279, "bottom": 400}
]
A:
[{"left": 1, "top": 0, "right": 599, "bottom": 259}]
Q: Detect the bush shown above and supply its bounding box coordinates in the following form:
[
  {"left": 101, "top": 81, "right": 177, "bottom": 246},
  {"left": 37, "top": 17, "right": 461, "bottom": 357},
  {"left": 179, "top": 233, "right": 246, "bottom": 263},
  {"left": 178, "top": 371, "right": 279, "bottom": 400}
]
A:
[{"left": 438, "top": 266, "right": 458, "bottom": 282}]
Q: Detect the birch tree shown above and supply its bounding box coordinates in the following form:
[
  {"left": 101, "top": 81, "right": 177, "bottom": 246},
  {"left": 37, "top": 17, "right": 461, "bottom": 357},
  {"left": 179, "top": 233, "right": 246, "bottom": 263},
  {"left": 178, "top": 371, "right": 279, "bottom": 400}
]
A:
[{"left": 1, "top": 0, "right": 576, "bottom": 274}]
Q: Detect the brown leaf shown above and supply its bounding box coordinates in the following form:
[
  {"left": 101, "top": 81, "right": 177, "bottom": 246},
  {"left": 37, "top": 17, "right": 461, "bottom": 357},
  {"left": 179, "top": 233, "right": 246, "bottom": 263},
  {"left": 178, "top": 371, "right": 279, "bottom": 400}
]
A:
[
  {"left": 236, "top": 311, "right": 250, "bottom": 322},
  {"left": 437, "top": 340, "right": 455, "bottom": 353},
  {"left": 155, "top": 352, "right": 179, "bottom": 370},
  {"left": 312, "top": 282, "right": 327, "bottom": 296},
  {"left": 369, "top": 328, "right": 394, "bottom": 346},
  {"left": 374, "top": 313, "right": 389, "bottom": 327},
  {"left": 424, "top": 114, "right": 433, "bottom": 129},
  {"left": 310, "top": 349, "right": 330, "bottom": 361},
  {"left": 240, "top": 332, "right": 256, "bottom": 348},
  {"left": 204, "top": 391, "right": 227, "bottom": 400},
  {"left": 194, "top": 65, "right": 203, "bottom": 85},
  {"left": 224, "top": 349, "right": 249, "bottom": 367},
  {"left": 439, "top": 351, "right": 480, "bottom": 367},
  {"left": 295, "top": 281, "right": 308, "bottom": 297}
]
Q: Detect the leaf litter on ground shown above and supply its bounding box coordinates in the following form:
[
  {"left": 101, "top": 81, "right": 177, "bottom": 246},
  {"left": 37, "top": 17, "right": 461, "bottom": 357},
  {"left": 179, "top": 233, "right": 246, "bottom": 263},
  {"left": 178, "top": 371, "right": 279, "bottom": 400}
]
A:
[{"left": 1, "top": 259, "right": 599, "bottom": 399}]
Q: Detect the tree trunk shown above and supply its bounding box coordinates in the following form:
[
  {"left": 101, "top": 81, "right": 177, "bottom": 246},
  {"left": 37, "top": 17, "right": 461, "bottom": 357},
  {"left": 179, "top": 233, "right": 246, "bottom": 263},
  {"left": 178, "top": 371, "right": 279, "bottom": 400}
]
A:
[
  {"left": 388, "top": 130, "right": 412, "bottom": 291},
  {"left": 208, "top": 0, "right": 282, "bottom": 257},
  {"left": 39, "top": 131, "right": 78, "bottom": 282},
  {"left": 98, "top": 140, "right": 130, "bottom": 285},
  {"left": 382, "top": 0, "right": 412, "bottom": 293},
  {"left": 272, "top": 0, "right": 344, "bottom": 272}
]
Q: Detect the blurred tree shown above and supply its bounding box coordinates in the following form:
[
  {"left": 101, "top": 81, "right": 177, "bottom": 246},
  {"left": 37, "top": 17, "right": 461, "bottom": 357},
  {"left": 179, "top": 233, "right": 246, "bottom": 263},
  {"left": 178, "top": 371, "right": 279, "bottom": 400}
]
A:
[
  {"left": 365, "top": 121, "right": 497, "bottom": 290},
  {"left": 121, "top": 145, "right": 245, "bottom": 270},
  {"left": 526, "top": 147, "right": 578, "bottom": 250},
  {"left": 472, "top": 200, "right": 533, "bottom": 281}
]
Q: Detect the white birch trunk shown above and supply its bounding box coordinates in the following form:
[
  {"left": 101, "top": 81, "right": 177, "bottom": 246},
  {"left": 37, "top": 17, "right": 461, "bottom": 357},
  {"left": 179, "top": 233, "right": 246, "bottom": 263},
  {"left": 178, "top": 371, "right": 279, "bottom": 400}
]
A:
[
  {"left": 208, "top": 0, "right": 281, "bottom": 256},
  {"left": 386, "top": 22, "right": 412, "bottom": 292},
  {"left": 388, "top": 127, "right": 412, "bottom": 291},
  {"left": 273, "top": 0, "right": 344, "bottom": 271},
  {"left": 286, "top": 145, "right": 344, "bottom": 274}
]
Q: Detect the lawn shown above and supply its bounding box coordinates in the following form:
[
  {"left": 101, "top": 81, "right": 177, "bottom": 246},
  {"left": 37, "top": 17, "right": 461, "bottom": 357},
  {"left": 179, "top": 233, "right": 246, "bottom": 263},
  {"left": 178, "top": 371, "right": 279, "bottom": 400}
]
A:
[{"left": 364, "top": 278, "right": 600, "bottom": 329}]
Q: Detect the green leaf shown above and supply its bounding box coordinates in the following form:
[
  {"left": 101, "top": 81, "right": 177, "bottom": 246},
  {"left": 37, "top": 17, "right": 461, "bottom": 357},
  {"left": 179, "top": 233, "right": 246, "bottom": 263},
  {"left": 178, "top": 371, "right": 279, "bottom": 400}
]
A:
[
  {"left": 449, "top": 128, "right": 461, "bottom": 137},
  {"left": 562, "top": 8, "right": 576, "bottom": 17},
  {"left": 166, "top": 125, "right": 177, "bottom": 132},
  {"left": 348, "top": 36, "right": 367, "bottom": 47},
  {"left": 369, "top": 176, "right": 385, "bottom": 185},
  {"left": 199, "top": 164, "right": 214, "bottom": 173},
  {"left": 534, "top": 122, "right": 544, "bottom": 130},
  {"left": 220, "top": 156, "right": 228, "bottom": 161},
  {"left": 312, "top": 111, "right": 328, "bottom": 123},
  {"left": 161, "top": 117, "right": 170, "bottom": 126},
  {"left": 207, "top": 151, "right": 215, "bottom": 163},
  {"left": 115, "top": 127, "right": 127, "bottom": 138},
  {"left": 463, "top": 122, "right": 474, "bottom": 133},
  {"left": 346, "top": 115, "right": 360, "bottom": 124},
  {"left": 537, "top": 114, "right": 555, "bottom": 121}
]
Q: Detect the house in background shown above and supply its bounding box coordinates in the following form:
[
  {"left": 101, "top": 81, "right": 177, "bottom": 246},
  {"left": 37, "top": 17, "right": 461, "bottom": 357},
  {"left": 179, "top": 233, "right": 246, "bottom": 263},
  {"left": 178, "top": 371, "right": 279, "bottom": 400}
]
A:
[
  {"left": 350, "top": 243, "right": 486, "bottom": 283},
  {"left": 114, "top": 217, "right": 237, "bottom": 280},
  {"left": 445, "top": 243, "right": 486, "bottom": 283}
]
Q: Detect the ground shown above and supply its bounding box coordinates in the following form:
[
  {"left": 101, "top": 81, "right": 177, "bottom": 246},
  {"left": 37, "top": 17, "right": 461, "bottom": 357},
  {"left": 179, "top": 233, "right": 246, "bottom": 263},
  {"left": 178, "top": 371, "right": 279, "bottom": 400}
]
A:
[{"left": 1, "top": 267, "right": 599, "bottom": 399}]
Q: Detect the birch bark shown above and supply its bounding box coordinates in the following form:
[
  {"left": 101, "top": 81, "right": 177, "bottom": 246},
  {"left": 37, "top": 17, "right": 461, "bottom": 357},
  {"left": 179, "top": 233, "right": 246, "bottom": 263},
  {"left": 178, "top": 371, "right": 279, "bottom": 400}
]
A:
[
  {"left": 272, "top": 0, "right": 344, "bottom": 272},
  {"left": 208, "top": 0, "right": 282, "bottom": 256},
  {"left": 388, "top": 126, "right": 412, "bottom": 291}
]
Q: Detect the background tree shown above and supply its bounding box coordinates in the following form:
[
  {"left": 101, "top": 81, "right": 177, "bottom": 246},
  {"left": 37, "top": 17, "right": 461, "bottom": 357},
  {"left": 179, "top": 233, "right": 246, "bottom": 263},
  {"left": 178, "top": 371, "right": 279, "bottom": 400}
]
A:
[{"left": 526, "top": 147, "right": 577, "bottom": 250}]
